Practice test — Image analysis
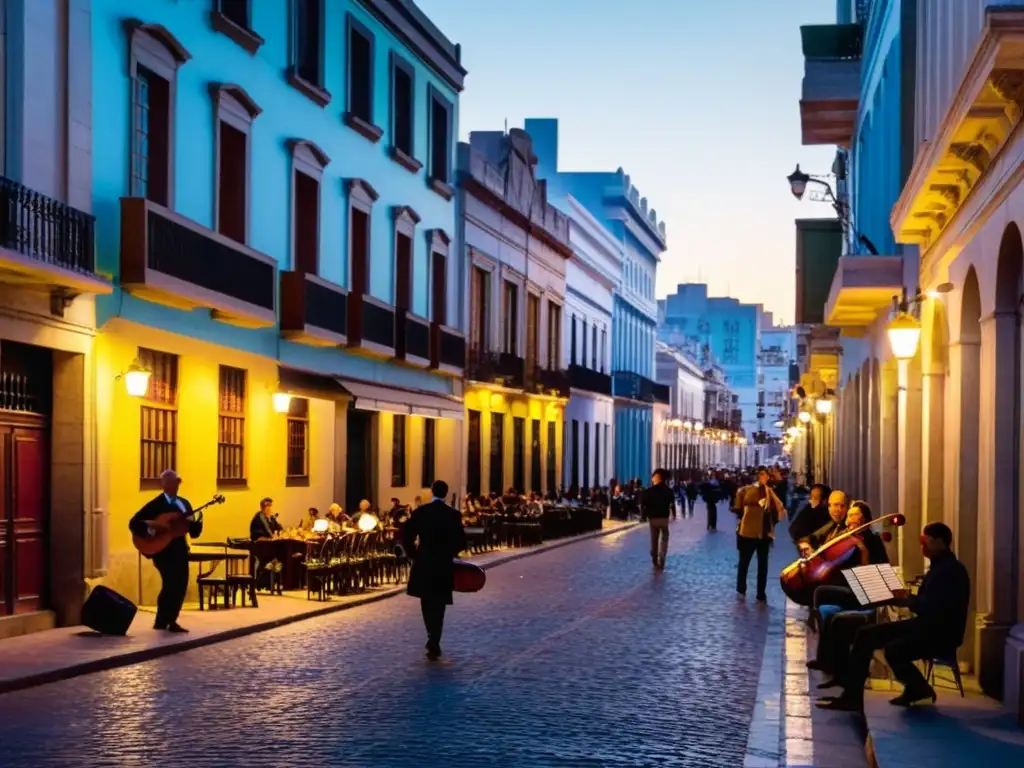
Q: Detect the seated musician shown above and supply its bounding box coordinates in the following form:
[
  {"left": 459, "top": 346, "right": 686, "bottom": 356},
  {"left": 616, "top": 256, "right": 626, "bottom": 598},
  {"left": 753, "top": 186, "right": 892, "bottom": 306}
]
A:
[
  {"left": 351, "top": 499, "right": 375, "bottom": 529},
  {"left": 249, "top": 497, "right": 283, "bottom": 540},
  {"left": 808, "top": 490, "right": 849, "bottom": 549},
  {"left": 300, "top": 507, "right": 320, "bottom": 532},
  {"left": 789, "top": 484, "right": 832, "bottom": 549},
  {"left": 818, "top": 522, "right": 970, "bottom": 710}
]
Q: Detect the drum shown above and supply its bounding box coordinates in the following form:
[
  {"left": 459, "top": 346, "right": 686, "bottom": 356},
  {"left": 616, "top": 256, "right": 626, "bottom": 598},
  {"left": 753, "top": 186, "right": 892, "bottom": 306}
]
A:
[{"left": 453, "top": 559, "right": 486, "bottom": 593}]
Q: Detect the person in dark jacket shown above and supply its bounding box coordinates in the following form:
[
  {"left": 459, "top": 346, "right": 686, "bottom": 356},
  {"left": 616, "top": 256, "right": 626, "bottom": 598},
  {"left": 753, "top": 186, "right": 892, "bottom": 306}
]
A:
[
  {"left": 249, "top": 497, "right": 283, "bottom": 541},
  {"left": 642, "top": 469, "right": 675, "bottom": 569},
  {"left": 789, "top": 484, "right": 832, "bottom": 546},
  {"left": 684, "top": 479, "right": 700, "bottom": 517},
  {"left": 128, "top": 469, "right": 203, "bottom": 632},
  {"left": 403, "top": 479, "right": 467, "bottom": 660},
  {"left": 818, "top": 522, "right": 971, "bottom": 711}
]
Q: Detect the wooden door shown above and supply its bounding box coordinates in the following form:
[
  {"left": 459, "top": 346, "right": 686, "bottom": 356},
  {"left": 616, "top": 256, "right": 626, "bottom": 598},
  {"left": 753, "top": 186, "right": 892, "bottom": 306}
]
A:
[{"left": 0, "top": 423, "right": 48, "bottom": 615}]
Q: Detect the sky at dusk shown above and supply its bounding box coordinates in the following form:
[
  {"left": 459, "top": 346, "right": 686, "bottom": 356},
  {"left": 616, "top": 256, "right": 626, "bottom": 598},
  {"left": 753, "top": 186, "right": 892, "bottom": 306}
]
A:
[{"left": 417, "top": 0, "right": 840, "bottom": 325}]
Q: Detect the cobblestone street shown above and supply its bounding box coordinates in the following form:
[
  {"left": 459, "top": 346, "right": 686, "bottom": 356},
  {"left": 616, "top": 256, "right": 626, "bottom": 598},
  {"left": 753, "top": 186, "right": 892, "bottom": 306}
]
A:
[{"left": 0, "top": 510, "right": 790, "bottom": 767}]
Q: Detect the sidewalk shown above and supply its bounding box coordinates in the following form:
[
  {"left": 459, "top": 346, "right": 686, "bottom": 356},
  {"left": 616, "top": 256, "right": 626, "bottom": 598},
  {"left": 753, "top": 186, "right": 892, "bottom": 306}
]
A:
[
  {"left": 782, "top": 598, "right": 1024, "bottom": 768},
  {"left": 0, "top": 520, "right": 638, "bottom": 695}
]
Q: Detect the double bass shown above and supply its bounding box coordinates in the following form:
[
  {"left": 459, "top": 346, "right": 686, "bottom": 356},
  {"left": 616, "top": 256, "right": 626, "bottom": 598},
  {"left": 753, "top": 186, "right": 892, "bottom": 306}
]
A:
[{"left": 780, "top": 512, "right": 905, "bottom": 605}]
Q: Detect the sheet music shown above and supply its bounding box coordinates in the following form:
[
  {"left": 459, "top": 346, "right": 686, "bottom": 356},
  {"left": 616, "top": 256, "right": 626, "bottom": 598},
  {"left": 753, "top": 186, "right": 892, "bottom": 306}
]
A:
[{"left": 842, "top": 565, "right": 906, "bottom": 606}]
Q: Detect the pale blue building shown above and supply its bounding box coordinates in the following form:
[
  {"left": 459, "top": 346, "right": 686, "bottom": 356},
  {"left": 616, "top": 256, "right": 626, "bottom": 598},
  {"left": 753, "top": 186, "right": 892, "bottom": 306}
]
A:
[{"left": 525, "top": 118, "right": 667, "bottom": 484}]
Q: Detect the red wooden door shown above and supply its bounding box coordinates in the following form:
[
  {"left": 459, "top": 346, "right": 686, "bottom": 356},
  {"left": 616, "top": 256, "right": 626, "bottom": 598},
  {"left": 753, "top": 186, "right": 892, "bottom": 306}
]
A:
[{"left": 0, "top": 424, "right": 48, "bottom": 615}]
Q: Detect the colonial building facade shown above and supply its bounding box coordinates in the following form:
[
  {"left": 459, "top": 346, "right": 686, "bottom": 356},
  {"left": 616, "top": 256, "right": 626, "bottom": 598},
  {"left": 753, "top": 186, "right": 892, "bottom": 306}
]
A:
[
  {"left": 457, "top": 128, "right": 568, "bottom": 498},
  {"left": 92, "top": 0, "right": 467, "bottom": 603},
  {"left": 526, "top": 117, "right": 667, "bottom": 484}
]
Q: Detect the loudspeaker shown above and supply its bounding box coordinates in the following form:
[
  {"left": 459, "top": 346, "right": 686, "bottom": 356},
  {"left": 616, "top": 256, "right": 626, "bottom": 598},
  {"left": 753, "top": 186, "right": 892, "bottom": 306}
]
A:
[{"left": 82, "top": 585, "right": 138, "bottom": 636}]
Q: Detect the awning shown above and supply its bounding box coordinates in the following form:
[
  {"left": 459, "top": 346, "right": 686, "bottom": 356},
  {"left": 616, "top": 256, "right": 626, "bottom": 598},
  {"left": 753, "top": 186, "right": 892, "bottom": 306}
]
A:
[{"left": 337, "top": 378, "right": 464, "bottom": 420}]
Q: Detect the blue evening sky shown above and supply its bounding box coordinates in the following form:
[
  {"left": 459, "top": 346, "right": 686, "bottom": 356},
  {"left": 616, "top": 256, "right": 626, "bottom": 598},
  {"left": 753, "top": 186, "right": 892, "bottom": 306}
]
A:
[{"left": 417, "top": 0, "right": 839, "bottom": 324}]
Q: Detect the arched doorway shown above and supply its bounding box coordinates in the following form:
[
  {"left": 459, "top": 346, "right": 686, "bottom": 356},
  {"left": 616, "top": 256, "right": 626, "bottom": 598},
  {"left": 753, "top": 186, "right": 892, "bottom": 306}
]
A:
[{"left": 957, "top": 267, "right": 982, "bottom": 673}]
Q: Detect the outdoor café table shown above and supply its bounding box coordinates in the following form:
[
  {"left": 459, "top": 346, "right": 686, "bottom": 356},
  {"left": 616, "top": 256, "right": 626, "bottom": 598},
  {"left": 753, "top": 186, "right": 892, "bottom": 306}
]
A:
[{"left": 188, "top": 545, "right": 251, "bottom": 610}]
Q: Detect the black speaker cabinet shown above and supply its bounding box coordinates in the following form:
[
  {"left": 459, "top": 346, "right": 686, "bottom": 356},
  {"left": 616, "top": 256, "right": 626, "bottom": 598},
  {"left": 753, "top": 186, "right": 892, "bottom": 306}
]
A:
[{"left": 81, "top": 585, "right": 138, "bottom": 636}]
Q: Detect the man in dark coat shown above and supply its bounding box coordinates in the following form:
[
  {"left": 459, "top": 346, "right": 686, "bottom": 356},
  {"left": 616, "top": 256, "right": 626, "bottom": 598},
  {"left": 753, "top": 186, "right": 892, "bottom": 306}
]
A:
[
  {"left": 403, "top": 479, "right": 467, "bottom": 660},
  {"left": 128, "top": 469, "right": 203, "bottom": 632},
  {"left": 642, "top": 469, "right": 675, "bottom": 569}
]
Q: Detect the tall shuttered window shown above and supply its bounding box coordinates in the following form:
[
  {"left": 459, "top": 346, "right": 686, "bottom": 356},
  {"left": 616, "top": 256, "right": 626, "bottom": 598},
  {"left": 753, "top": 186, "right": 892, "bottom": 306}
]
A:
[
  {"left": 422, "top": 417, "right": 436, "bottom": 487},
  {"left": 139, "top": 348, "right": 178, "bottom": 484},
  {"left": 217, "top": 366, "right": 246, "bottom": 484},
  {"left": 530, "top": 418, "right": 542, "bottom": 492},
  {"left": 392, "top": 414, "right": 407, "bottom": 487},
  {"left": 286, "top": 397, "right": 310, "bottom": 484},
  {"left": 467, "top": 409, "right": 482, "bottom": 496},
  {"left": 546, "top": 421, "right": 557, "bottom": 493},
  {"left": 513, "top": 416, "right": 525, "bottom": 493},
  {"left": 490, "top": 412, "right": 504, "bottom": 493}
]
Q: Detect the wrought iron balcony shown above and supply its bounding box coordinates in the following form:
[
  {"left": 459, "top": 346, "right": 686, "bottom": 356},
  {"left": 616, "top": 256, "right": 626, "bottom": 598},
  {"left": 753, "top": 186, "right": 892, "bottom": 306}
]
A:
[
  {"left": 431, "top": 324, "right": 466, "bottom": 374},
  {"left": 280, "top": 271, "right": 347, "bottom": 346},
  {"left": 567, "top": 364, "right": 612, "bottom": 396},
  {"left": 0, "top": 176, "right": 110, "bottom": 297},
  {"left": 613, "top": 370, "right": 671, "bottom": 404},
  {"left": 120, "top": 197, "right": 276, "bottom": 326},
  {"left": 395, "top": 309, "right": 430, "bottom": 367},
  {"left": 347, "top": 292, "right": 395, "bottom": 357},
  {"left": 467, "top": 349, "right": 525, "bottom": 389},
  {"left": 528, "top": 365, "right": 570, "bottom": 398}
]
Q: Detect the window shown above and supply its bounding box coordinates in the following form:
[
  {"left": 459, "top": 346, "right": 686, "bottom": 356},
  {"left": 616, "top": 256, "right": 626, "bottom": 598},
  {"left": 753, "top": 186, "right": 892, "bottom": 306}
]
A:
[
  {"left": 393, "top": 206, "right": 419, "bottom": 311},
  {"left": 211, "top": 0, "right": 264, "bottom": 54},
  {"left": 570, "top": 315, "right": 577, "bottom": 365},
  {"left": 467, "top": 409, "right": 481, "bottom": 496},
  {"left": 288, "top": 0, "right": 329, "bottom": 105},
  {"left": 470, "top": 267, "right": 489, "bottom": 353},
  {"left": 347, "top": 178, "right": 378, "bottom": 293},
  {"left": 531, "top": 418, "right": 542, "bottom": 492},
  {"left": 490, "top": 412, "right": 504, "bottom": 493},
  {"left": 582, "top": 422, "right": 590, "bottom": 489},
  {"left": 503, "top": 281, "right": 519, "bottom": 355},
  {"left": 345, "top": 16, "right": 382, "bottom": 142},
  {"left": 391, "top": 414, "right": 407, "bottom": 487},
  {"left": 513, "top": 416, "right": 525, "bottom": 493},
  {"left": 129, "top": 24, "right": 189, "bottom": 207},
  {"left": 600, "top": 328, "right": 607, "bottom": 373},
  {"left": 389, "top": 54, "right": 418, "bottom": 170},
  {"left": 592, "top": 325, "right": 598, "bottom": 370},
  {"left": 594, "top": 423, "right": 601, "bottom": 487},
  {"left": 212, "top": 85, "right": 260, "bottom": 245},
  {"left": 547, "top": 302, "right": 562, "bottom": 369},
  {"left": 570, "top": 419, "right": 579, "bottom": 489},
  {"left": 427, "top": 85, "right": 453, "bottom": 197},
  {"left": 526, "top": 294, "right": 539, "bottom": 371},
  {"left": 422, "top": 418, "right": 436, "bottom": 486},
  {"left": 289, "top": 140, "right": 330, "bottom": 274},
  {"left": 217, "top": 366, "right": 246, "bottom": 484},
  {"left": 138, "top": 348, "right": 178, "bottom": 485},
  {"left": 582, "top": 320, "right": 588, "bottom": 369},
  {"left": 286, "top": 397, "right": 310, "bottom": 484},
  {"left": 546, "top": 421, "right": 557, "bottom": 493},
  {"left": 430, "top": 230, "right": 450, "bottom": 325}
]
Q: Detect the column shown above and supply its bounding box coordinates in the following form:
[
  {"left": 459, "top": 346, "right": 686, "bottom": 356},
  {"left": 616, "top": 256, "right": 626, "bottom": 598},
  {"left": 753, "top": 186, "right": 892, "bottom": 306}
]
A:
[
  {"left": 896, "top": 358, "right": 924, "bottom": 577},
  {"left": 858, "top": 367, "right": 869, "bottom": 501},
  {"left": 977, "top": 312, "right": 1019, "bottom": 696},
  {"left": 920, "top": 367, "right": 945, "bottom": 525}
]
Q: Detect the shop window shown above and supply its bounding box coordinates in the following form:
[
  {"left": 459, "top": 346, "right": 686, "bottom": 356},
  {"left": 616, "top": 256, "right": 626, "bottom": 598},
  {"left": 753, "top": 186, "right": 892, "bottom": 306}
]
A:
[
  {"left": 286, "top": 397, "right": 310, "bottom": 485},
  {"left": 139, "top": 347, "right": 178, "bottom": 485},
  {"left": 546, "top": 420, "right": 557, "bottom": 493},
  {"left": 490, "top": 412, "right": 504, "bottom": 493},
  {"left": 467, "top": 409, "right": 481, "bottom": 496},
  {"left": 217, "top": 366, "right": 246, "bottom": 484},
  {"left": 530, "top": 419, "right": 541, "bottom": 492},
  {"left": 513, "top": 416, "right": 525, "bottom": 493},
  {"left": 422, "top": 417, "right": 436, "bottom": 487},
  {"left": 392, "top": 414, "right": 407, "bottom": 487}
]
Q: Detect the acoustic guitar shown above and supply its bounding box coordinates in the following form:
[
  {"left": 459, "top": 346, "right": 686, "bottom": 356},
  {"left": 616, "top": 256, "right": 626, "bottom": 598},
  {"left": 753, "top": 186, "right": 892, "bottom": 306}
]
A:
[{"left": 132, "top": 495, "right": 226, "bottom": 557}]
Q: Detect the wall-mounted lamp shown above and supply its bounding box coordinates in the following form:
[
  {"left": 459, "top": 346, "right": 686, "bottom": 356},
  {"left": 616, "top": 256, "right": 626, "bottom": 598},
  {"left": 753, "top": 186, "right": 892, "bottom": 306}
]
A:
[
  {"left": 683, "top": 420, "right": 693, "bottom": 430},
  {"left": 798, "top": 410, "right": 812, "bottom": 424},
  {"left": 815, "top": 393, "right": 834, "bottom": 415},
  {"left": 116, "top": 357, "right": 152, "bottom": 397},
  {"left": 272, "top": 391, "right": 292, "bottom": 413},
  {"left": 694, "top": 421, "right": 704, "bottom": 432}
]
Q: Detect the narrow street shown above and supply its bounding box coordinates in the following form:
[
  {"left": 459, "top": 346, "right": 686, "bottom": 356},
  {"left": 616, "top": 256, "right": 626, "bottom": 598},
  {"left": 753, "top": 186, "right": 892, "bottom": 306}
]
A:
[{"left": 0, "top": 512, "right": 790, "bottom": 767}]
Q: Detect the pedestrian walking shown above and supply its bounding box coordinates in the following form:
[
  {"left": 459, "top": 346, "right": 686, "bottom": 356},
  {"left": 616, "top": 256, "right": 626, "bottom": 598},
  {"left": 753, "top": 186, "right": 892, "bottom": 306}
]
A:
[
  {"left": 684, "top": 478, "right": 699, "bottom": 517},
  {"left": 642, "top": 469, "right": 675, "bottom": 569},
  {"left": 733, "top": 467, "right": 785, "bottom": 601},
  {"left": 701, "top": 475, "right": 720, "bottom": 531},
  {"left": 403, "top": 479, "right": 467, "bottom": 660}
]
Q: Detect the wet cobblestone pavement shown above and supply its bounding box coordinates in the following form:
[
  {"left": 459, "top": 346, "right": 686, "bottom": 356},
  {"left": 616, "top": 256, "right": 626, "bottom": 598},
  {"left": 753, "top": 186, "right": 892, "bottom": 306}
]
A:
[{"left": 0, "top": 510, "right": 789, "bottom": 767}]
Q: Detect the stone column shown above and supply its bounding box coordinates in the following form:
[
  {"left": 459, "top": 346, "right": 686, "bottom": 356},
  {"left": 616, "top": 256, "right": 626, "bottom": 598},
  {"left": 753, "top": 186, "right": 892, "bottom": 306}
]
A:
[
  {"left": 920, "top": 368, "right": 945, "bottom": 525},
  {"left": 879, "top": 361, "right": 899, "bottom": 561},
  {"left": 897, "top": 358, "right": 924, "bottom": 577},
  {"left": 977, "top": 312, "right": 1019, "bottom": 697},
  {"left": 858, "top": 367, "right": 869, "bottom": 501}
]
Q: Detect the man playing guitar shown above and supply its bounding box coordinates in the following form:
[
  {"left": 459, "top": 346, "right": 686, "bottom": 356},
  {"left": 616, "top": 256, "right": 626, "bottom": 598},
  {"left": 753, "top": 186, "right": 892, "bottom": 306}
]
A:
[{"left": 129, "top": 469, "right": 203, "bottom": 632}]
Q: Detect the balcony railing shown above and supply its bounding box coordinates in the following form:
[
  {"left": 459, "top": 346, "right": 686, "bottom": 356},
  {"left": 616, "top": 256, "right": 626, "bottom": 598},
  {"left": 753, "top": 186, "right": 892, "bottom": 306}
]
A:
[
  {"left": 528, "top": 365, "right": 570, "bottom": 398},
  {"left": 0, "top": 176, "right": 110, "bottom": 295},
  {"left": 395, "top": 309, "right": 430, "bottom": 366},
  {"left": 347, "top": 292, "right": 395, "bottom": 356},
  {"left": 120, "top": 197, "right": 276, "bottom": 326},
  {"left": 280, "top": 271, "right": 347, "bottom": 346},
  {"left": 467, "top": 349, "right": 525, "bottom": 389},
  {"left": 567, "top": 364, "right": 612, "bottom": 396},
  {"left": 431, "top": 324, "right": 466, "bottom": 374},
  {"left": 613, "top": 371, "right": 671, "bottom": 404}
]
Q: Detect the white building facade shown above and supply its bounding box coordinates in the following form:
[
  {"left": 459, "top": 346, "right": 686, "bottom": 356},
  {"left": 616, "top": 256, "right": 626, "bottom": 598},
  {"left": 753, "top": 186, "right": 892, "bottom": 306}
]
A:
[
  {"left": 655, "top": 342, "right": 706, "bottom": 475},
  {"left": 562, "top": 196, "right": 618, "bottom": 490}
]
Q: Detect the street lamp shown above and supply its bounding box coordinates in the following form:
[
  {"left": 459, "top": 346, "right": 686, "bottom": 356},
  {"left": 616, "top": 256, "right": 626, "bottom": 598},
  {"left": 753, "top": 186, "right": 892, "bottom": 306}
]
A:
[
  {"left": 887, "top": 310, "right": 922, "bottom": 361},
  {"left": 787, "top": 165, "right": 810, "bottom": 199},
  {"left": 798, "top": 410, "right": 812, "bottom": 424},
  {"left": 119, "top": 357, "right": 152, "bottom": 397},
  {"left": 815, "top": 397, "right": 833, "bottom": 415}
]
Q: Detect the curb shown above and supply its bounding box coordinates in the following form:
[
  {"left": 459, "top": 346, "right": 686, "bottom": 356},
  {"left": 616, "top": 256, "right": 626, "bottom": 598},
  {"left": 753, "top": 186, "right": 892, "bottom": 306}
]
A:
[{"left": 0, "top": 522, "right": 641, "bottom": 696}]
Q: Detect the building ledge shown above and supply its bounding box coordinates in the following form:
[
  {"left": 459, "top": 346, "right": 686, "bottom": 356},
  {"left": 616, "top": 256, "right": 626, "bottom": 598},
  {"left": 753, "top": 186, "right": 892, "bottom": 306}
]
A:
[
  {"left": 799, "top": 24, "right": 862, "bottom": 147},
  {"left": 892, "top": 8, "right": 1024, "bottom": 261},
  {"left": 824, "top": 255, "right": 903, "bottom": 328}
]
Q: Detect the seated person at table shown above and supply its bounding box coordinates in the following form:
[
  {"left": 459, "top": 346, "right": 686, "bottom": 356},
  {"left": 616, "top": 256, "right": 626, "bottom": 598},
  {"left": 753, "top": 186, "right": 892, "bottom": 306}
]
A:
[
  {"left": 818, "top": 522, "right": 970, "bottom": 711},
  {"left": 388, "top": 498, "right": 410, "bottom": 526},
  {"left": 351, "top": 499, "right": 376, "bottom": 529},
  {"left": 327, "top": 503, "right": 351, "bottom": 526},
  {"left": 300, "top": 507, "right": 320, "bottom": 532},
  {"left": 249, "top": 497, "right": 282, "bottom": 540},
  {"left": 413, "top": 495, "right": 424, "bottom": 510}
]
